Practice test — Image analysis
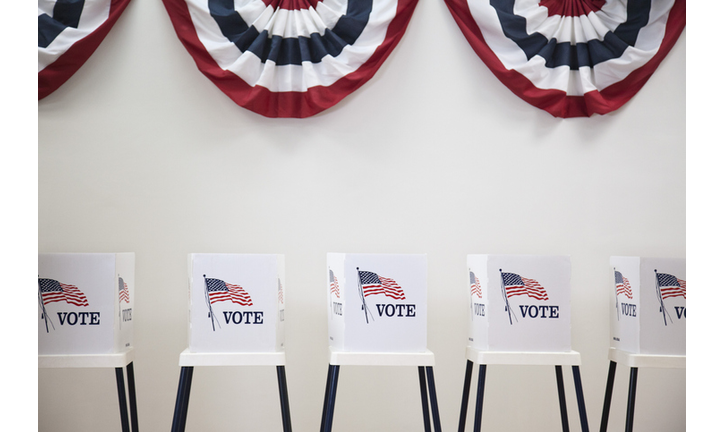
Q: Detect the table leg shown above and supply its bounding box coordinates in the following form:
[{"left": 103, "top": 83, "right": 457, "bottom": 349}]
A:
[
  {"left": 599, "top": 361, "right": 617, "bottom": 432},
  {"left": 625, "top": 367, "right": 638, "bottom": 432},
  {"left": 277, "top": 366, "right": 293, "bottom": 432},
  {"left": 473, "top": 364, "right": 486, "bottom": 432},
  {"left": 418, "top": 366, "right": 431, "bottom": 432},
  {"left": 458, "top": 360, "right": 474, "bottom": 432},
  {"left": 555, "top": 365, "right": 570, "bottom": 432},
  {"left": 126, "top": 362, "right": 139, "bottom": 432},
  {"left": 115, "top": 367, "right": 131, "bottom": 432},
  {"left": 572, "top": 366, "right": 589, "bottom": 432},
  {"left": 170, "top": 367, "right": 194, "bottom": 432},
  {"left": 320, "top": 365, "right": 340, "bottom": 432},
  {"left": 425, "top": 367, "right": 442, "bottom": 432}
]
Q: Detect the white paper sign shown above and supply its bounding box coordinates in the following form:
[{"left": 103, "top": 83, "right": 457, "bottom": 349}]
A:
[
  {"left": 610, "top": 257, "right": 686, "bottom": 355},
  {"left": 327, "top": 253, "right": 427, "bottom": 353},
  {"left": 38, "top": 253, "right": 134, "bottom": 355},
  {"left": 188, "top": 254, "right": 285, "bottom": 353},
  {"left": 467, "top": 255, "right": 571, "bottom": 352}
]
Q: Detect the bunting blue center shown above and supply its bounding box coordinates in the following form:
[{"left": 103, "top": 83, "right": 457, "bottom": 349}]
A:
[{"left": 208, "top": 0, "right": 374, "bottom": 66}]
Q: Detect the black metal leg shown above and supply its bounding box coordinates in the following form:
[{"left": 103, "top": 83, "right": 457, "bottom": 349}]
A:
[
  {"left": 473, "top": 364, "right": 486, "bottom": 432},
  {"left": 320, "top": 365, "right": 333, "bottom": 432},
  {"left": 115, "top": 367, "right": 131, "bottom": 432},
  {"left": 171, "top": 367, "right": 194, "bottom": 432},
  {"left": 320, "top": 365, "right": 340, "bottom": 432},
  {"left": 425, "top": 367, "right": 442, "bottom": 432},
  {"left": 555, "top": 366, "right": 570, "bottom": 432},
  {"left": 625, "top": 367, "right": 638, "bottom": 432},
  {"left": 599, "top": 361, "right": 617, "bottom": 432},
  {"left": 127, "top": 362, "right": 139, "bottom": 432},
  {"left": 277, "top": 366, "right": 293, "bottom": 432},
  {"left": 572, "top": 366, "right": 589, "bottom": 432},
  {"left": 458, "top": 360, "right": 474, "bottom": 432},
  {"left": 418, "top": 367, "right": 432, "bottom": 432}
]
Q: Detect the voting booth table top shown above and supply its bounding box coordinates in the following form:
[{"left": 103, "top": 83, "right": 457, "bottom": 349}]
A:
[
  {"left": 599, "top": 257, "right": 686, "bottom": 432},
  {"left": 459, "top": 255, "right": 590, "bottom": 432},
  {"left": 171, "top": 254, "right": 291, "bottom": 432},
  {"left": 322, "top": 253, "right": 442, "bottom": 431},
  {"left": 38, "top": 253, "right": 139, "bottom": 432}
]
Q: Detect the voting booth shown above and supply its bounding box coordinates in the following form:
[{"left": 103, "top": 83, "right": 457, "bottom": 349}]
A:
[
  {"left": 600, "top": 257, "right": 686, "bottom": 432},
  {"left": 39, "top": 253, "right": 135, "bottom": 355},
  {"left": 321, "top": 253, "right": 441, "bottom": 432},
  {"left": 467, "top": 254, "right": 571, "bottom": 352},
  {"left": 172, "top": 254, "right": 291, "bottom": 432},
  {"left": 327, "top": 253, "right": 427, "bottom": 353},
  {"left": 609, "top": 256, "right": 686, "bottom": 356},
  {"left": 187, "top": 253, "right": 285, "bottom": 353},
  {"left": 38, "top": 253, "right": 138, "bottom": 432},
  {"left": 459, "top": 255, "right": 589, "bottom": 432}
]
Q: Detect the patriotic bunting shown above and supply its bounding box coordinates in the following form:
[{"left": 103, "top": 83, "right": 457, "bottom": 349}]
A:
[
  {"left": 444, "top": 0, "right": 686, "bottom": 117},
  {"left": 162, "top": 0, "right": 419, "bottom": 118},
  {"left": 38, "top": 0, "right": 132, "bottom": 99}
]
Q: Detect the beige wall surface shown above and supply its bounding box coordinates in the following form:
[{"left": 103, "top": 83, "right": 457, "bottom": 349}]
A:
[{"left": 38, "top": 0, "right": 686, "bottom": 431}]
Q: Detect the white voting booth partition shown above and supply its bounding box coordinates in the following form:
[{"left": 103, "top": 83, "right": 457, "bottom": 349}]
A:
[
  {"left": 459, "top": 255, "right": 589, "bottom": 432},
  {"left": 322, "top": 253, "right": 442, "bottom": 432},
  {"left": 38, "top": 253, "right": 138, "bottom": 432},
  {"left": 171, "top": 254, "right": 291, "bottom": 432},
  {"left": 600, "top": 257, "right": 686, "bottom": 432}
]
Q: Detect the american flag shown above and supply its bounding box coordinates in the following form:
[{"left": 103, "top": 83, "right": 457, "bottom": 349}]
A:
[
  {"left": 329, "top": 269, "right": 340, "bottom": 299},
  {"left": 470, "top": 271, "right": 482, "bottom": 298},
  {"left": 614, "top": 271, "right": 633, "bottom": 299},
  {"left": 501, "top": 272, "right": 549, "bottom": 301},
  {"left": 39, "top": 278, "right": 89, "bottom": 307},
  {"left": 118, "top": 277, "right": 130, "bottom": 303},
  {"left": 657, "top": 273, "right": 686, "bottom": 300},
  {"left": 205, "top": 278, "right": 253, "bottom": 306},
  {"left": 358, "top": 271, "right": 406, "bottom": 300}
]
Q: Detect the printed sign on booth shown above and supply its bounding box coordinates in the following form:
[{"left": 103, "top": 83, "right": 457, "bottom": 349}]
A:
[
  {"left": 188, "top": 254, "right": 285, "bottom": 353},
  {"left": 327, "top": 253, "right": 427, "bottom": 353},
  {"left": 468, "top": 255, "right": 571, "bottom": 353},
  {"left": 38, "top": 253, "right": 134, "bottom": 355}
]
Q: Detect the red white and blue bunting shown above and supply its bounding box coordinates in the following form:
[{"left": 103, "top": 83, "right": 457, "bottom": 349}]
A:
[
  {"left": 38, "top": 0, "right": 132, "bottom": 99},
  {"left": 444, "top": 0, "right": 686, "bottom": 117},
  {"left": 162, "top": 0, "right": 419, "bottom": 118}
]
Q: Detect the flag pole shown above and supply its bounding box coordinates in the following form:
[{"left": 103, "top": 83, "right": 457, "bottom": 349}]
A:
[
  {"left": 500, "top": 270, "right": 514, "bottom": 325},
  {"left": 654, "top": 270, "right": 672, "bottom": 326},
  {"left": 469, "top": 269, "right": 474, "bottom": 321},
  {"left": 614, "top": 268, "right": 620, "bottom": 321},
  {"left": 357, "top": 268, "right": 370, "bottom": 324},
  {"left": 203, "top": 275, "right": 220, "bottom": 331},
  {"left": 118, "top": 275, "right": 122, "bottom": 330},
  {"left": 37, "top": 280, "right": 54, "bottom": 333}
]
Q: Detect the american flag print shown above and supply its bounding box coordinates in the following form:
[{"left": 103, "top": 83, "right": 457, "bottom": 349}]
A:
[
  {"left": 358, "top": 271, "right": 406, "bottom": 300},
  {"left": 444, "top": 0, "right": 686, "bottom": 117},
  {"left": 470, "top": 271, "right": 482, "bottom": 298},
  {"left": 657, "top": 272, "right": 686, "bottom": 300},
  {"left": 614, "top": 271, "right": 633, "bottom": 299},
  {"left": 38, "top": 278, "right": 90, "bottom": 307},
  {"left": 162, "top": 0, "right": 419, "bottom": 118},
  {"left": 118, "top": 277, "right": 130, "bottom": 303},
  {"left": 501, "top": 272, "right": 549, "bottom": 301},
  {"left": 205, "top": 277, "right": 253, "bottom": 306},
  {"left": 38, "top": 0, "right": 133, "bottom": 99},
  {"left": 329, "top": 269, "right": 340, "bottom": 299}
]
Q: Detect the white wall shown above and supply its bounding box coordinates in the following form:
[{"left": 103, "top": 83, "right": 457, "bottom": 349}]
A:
[{"left": 38, "top": 0, "right": 686, "bottom": 431}]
